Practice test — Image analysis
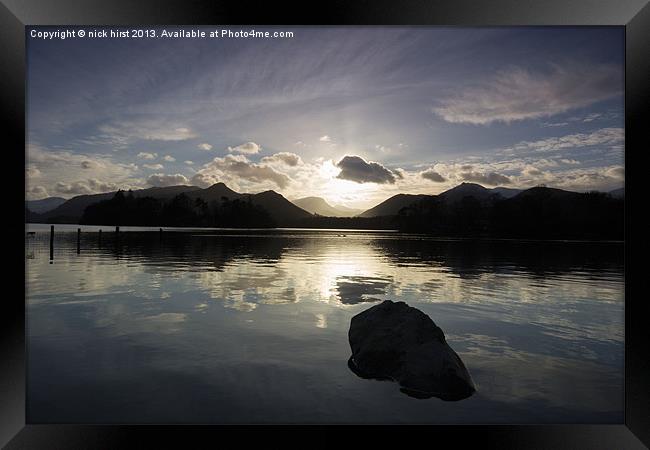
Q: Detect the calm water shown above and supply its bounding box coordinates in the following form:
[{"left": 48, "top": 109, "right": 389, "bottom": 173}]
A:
[{"left": 26, "top": 224, "right": 624, "bottom": 423}]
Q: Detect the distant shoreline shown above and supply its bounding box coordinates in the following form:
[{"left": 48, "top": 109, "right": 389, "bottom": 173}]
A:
[{"left": 25, "top": 223, "right": 623, "bottom": 244}]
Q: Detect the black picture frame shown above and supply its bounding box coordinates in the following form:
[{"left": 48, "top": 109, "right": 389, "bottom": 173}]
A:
[{"left": 2, "top": 0, "right": 648, "bottom": 447}]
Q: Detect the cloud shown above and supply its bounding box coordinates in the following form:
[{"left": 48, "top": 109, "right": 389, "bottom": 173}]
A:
[
  {"left": 162, "top": 155, "right": 176, "bottom": 162},
  {"left": 146, "top": 173, "right": 191, "bottom": 187},
  {"left": 191, "top": 154, "right": 290, "bottom": 189},
  {"left": 27, "top": 144, "right": 142, "bottom": 197},
  {"left": 433, "top": 64, "right": 621, "bottom": 125},
  {"left": 319, "top": 135, "right": 332, "bottom": 142},
  {"left": 26, "top": 185, "right": 49, "bottom": 200},
  {"left": 143, "top": 163, "right": 165, "bottom": 170},
  {"left": 81, "top": 160, "right": 100, "bottom": 169},
  {"left": 261, "top": 152, "right": 303, "bottom": 167},
  {"left": 100, "top": 121, "right": 197, "bottom": 142},
  {"left": 55, "top": 179, "right": 120, "bottom": 195},
  {"left": 184, "top": 160, "right": 194, "bottom": 165},
  {"left": 605, "top": 166, "right": 624, "bottom": 179},
  {"left": 26, "top": 166, "right": 41, "bottom": 178},
  {"left": 335, "top": 155, "right": 397, "bottom": 184},
  {"left": 505, "top": 128, "right": 624, "bottom": 154},
  {"left": 421, "top": 169, "right": 446, "bottom": 182},
  {"left": 227, "top": 142, "right": 261, "bottom": 155},
  {"left": 459, "top": 170, "right": 512, "bottom": 186},
  {"left": 521, "top": 166, "right": 544, "bottom": 177},
  {"left": 197, "top": 143, "right": 213, "bottom": 151},
  {"left": 137, "top": 152, "right": 158, "bottom": 160}
]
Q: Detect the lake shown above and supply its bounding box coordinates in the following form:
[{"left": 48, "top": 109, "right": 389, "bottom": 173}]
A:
[{"left": 25, "top": 224, "right": 624, "bottom": 423}]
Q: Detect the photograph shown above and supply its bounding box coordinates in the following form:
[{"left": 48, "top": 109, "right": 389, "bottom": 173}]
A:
[{"left": 23, "top": 25, "right": 627, "bottom": 425}]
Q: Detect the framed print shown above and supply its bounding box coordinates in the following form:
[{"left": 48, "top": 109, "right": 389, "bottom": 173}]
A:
[{"left": 2, "top": 0, "right": 649, "bottom": 447}]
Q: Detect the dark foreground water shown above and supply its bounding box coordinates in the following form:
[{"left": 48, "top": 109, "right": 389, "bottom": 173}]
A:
[{"left": 26, "top": 225, "right": 624, "bottom": 424}]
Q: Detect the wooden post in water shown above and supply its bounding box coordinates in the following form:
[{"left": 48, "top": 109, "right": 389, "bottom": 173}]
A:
[
  {"left": 49, "top": 225, "right": 54, "bottom": 261},
  {"left": 77, "top": 228, "right": 81, "bottom": 254},
  {"left": 98, "top": 229, "right": 102, "bottom": 245},
  {"left": 159, "top": 228, "right": 163, "bottom": 240}
]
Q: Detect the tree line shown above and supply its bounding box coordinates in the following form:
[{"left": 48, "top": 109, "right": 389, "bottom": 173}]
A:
[{"left": 80, "top": 190, "right": 275, "bottom": 227}]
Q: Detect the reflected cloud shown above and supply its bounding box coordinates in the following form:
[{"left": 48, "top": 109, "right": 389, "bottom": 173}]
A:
[
  {"left": 315, "top": 313, "right": 327, "bottom": 329},
  {"left": 333, "top": 275, "right": 392, "bottom": 304}
]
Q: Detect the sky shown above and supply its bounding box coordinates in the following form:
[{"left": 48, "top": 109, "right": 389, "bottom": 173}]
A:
[{"left": 26, "top": 26, "right": 624, "bottom": 209}]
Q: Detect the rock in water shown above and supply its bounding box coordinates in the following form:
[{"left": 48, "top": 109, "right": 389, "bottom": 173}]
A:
[{"left": 348, "top": 300, "right": 475, "bottom": 400}]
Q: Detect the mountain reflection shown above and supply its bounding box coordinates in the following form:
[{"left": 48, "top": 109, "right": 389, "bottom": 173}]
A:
[{"left": 26, "top": 229, "right": 623, "bottom": 313}]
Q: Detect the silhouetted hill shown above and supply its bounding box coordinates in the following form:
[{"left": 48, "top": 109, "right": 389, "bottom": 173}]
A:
[
  {"left": 74, "top": 183, "right": 311, "bottom": 228},
  {"left": 25, "top": 197, "right": 66, "bottom": 214},
  {"left": 491, "top": 187, "right": 522, "bottom": 199},
  {"left": 437, "top": 183, "right": 523, "bottom": 203},
  {"left": 249, "top": 190, "right": 312, "bottom": 223},
  {"left": 438, "top": 182, "right": 493, "bottom": 203},
  {"left": 185, "top": 182, "right": 242, "bottom": 203},
  {"left": 28, "top": 181, "right": 623, "bottom": 239},
  {"left": 180, "top": 183, "right": 311, "bottom": 224},
  {"left": 359, "top": 184, "right": 523, "bottom": 218},
  {"left": 38, "top": 185, "right": 200, "bottom": 223},
  {"left": 292, "top": 196, "right": 359, "bottom": 217},
  {"left": 398, "top": 186, "right": 623, "bottom": 240},
  {"left": 359, "top": 194, "right": 432, "bottom": 218},
  {"left": 609, "top": 187, "right": 625, "bottom": 199}
]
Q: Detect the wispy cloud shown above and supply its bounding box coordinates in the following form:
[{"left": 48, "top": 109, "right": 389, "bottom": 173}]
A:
[
  {"left": 433, "top": 64, "right": 621, "bottom": 125},
  {"left": 100, "top": 120, "right": 198, "bottom": 142},
  {"left": 503, "top": 127, "right": 623, "bottom": 154},
  {"left": 143, "top": 163, "right": 164, "bottom": 170}
]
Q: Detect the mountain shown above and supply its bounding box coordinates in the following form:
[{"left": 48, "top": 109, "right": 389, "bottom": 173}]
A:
[
  {"left": 292, "top": 196, "right": 359, "bottom": 217},
  {"left": 358, "top": 183, "right": 520, "bottom": 218},
  {"left": 248, "top": 190, "right": 312, "bottom": 223},
  {"left": 25, "top": 197, "right": 66, "bottom": 214},
  {"left": 437, "top": 182, "right": 492, "bottom": 203},
  {"left": 34, "top": 182, "right": 311, "bottom": 227},
  {"left": 609, "top": 187, "right": 625, "bottom": 199},
  {"left": 332, "top": 203, "right": 363, "bottom": 217},
  {"left": 491, "top": 187, "right": 522, "bottom": 199},
  {"left": 359, "top": 194, "right": 432, "bottom": 218},
  {"left": 511, "top": 186, "right": 581, "bottom": 202},
  {"left": 185, "top": 182, "right": 243, "bottom": 203},
  {"left": 186, "top": 183, "right": 311, "bottom": 223},
  {"left": 39, "top": 185, "right": 201, "bottom": 223},
  {"left": 438, "top": 182, "right": 521, "bottom": 203},
  {"left": 397, "top": 185, "right": 623, "bottom": 239}
]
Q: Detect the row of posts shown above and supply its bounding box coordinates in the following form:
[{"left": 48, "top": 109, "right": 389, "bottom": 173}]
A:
[{"left": 48, "top": 226, "right": 163, "bottom": 261}]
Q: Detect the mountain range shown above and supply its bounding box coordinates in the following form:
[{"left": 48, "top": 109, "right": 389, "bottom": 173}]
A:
[
  {"left": 28, "top": 182, "right": 312, "bottom": 225},
  {"left": 25, "top": 196, "right": 66, "bottom": 214},
  {"left": 27, "top": 181, "right": 624, "bottom": 235},
  {"left": 291, "top": 197, "right": 362, "bottom": 217}
]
